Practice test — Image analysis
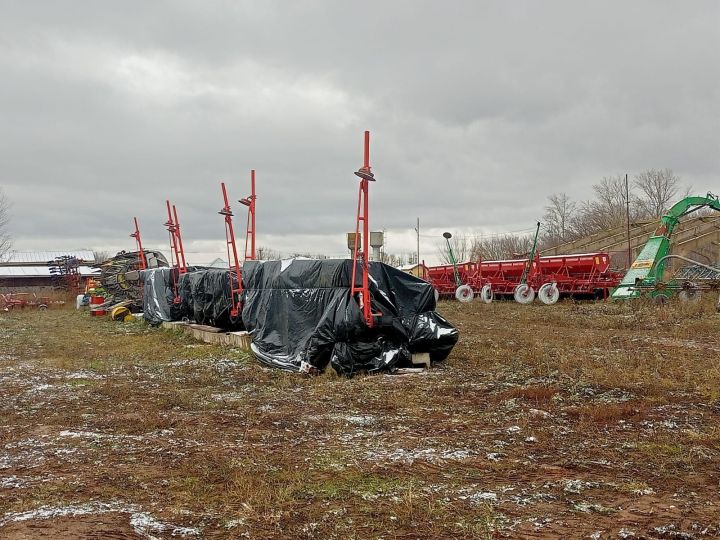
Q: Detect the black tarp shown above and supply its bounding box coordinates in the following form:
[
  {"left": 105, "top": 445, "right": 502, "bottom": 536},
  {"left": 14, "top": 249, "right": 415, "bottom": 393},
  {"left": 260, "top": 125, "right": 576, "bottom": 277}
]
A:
[
  {"left": 178, "top": 268, "right": 242, "bottom": 330},
  {"left": 142, "top": 267, "right": 185, "bottom": 324},
  {"left": 142, "top": 266, "right": 242, "bottom": 329},
  {"left": 241, "top": 259, "right": 458, "bottom": 376}
]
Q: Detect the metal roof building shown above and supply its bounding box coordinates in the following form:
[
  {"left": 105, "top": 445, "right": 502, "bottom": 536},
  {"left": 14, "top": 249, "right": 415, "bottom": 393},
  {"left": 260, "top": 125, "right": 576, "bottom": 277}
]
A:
[
  {"left": 0, "top": 250, "right": 99, "bottom": 288},
  {"left": 0, "top": 250, "right": 96, "bottom": 265}
]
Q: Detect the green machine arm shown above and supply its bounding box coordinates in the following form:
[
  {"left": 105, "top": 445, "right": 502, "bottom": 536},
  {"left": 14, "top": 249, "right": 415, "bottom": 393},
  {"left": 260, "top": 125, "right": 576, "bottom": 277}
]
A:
[{"left": 612, "top": 193, "right": 720, "bottom": 299}]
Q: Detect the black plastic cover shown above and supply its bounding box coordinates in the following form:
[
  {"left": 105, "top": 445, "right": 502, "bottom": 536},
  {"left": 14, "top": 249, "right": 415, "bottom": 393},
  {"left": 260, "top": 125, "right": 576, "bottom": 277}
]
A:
[
  {"left": 241, "top": 259, "right": 458, "bottom": 376},
  {"left": 178, "top": 268, "right": 242, "bottom": 330},
  {"left": 141, "top": 267, "right": 185, "bottom": 324}
]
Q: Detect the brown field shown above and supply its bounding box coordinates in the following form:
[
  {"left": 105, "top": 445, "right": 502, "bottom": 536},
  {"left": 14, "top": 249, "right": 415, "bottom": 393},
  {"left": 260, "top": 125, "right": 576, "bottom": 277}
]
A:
[{"left": 1, "top": 298, "right": 719, "bottom": 539}]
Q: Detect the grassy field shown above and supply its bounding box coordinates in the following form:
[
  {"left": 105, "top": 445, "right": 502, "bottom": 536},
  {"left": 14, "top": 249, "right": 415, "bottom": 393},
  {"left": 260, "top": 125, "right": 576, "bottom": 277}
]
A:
[{"left": 1, "top": 298, "right": 719, "bottom": 538}]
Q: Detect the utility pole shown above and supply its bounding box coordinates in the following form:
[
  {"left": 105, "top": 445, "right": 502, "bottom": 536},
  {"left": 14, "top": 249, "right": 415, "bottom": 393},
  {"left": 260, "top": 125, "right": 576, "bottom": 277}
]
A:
[
  {"left": 625, "top": 173, "right": 632, "bottom": 268},
  {"left": 414, "top": 217, "right": 420, "bottom": 266}
]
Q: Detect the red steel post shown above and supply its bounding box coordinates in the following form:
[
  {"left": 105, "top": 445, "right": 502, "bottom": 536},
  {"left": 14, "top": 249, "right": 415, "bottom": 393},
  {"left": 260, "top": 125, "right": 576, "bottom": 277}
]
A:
[
  {"left": 165, "top": 200, "right": 180, "bottom": 269},
  {"left": 219, "top": 182, "right": 243, "bottom": 317},
  {"left": 350, "top": 131, "right": 375, "bottom": 327},
  {"left": 172, "top": 204, "right": 187, "bottom": 274},
  {"left": 131, "top": 217, "right": 147, "bottom": 270},
  {"left": 239, "top": 170, "right": 257, "bottom": 261}
]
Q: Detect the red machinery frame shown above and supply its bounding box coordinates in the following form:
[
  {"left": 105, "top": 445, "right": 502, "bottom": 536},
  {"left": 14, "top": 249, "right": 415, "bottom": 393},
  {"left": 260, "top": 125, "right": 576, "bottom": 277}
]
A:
[
  {"left": 238, "top": 170, "right": 257, "bottom": 261},
  {"left": 130, "top": 217, "right": 147, "bottom": 270},
  {"left": 350, "top": 131, "right": 380, "bottom": 327},
  {"left": 219, "top": 182, "right": 244, "bottom": 318},
  {"left": 164, "top": 200, "right": 188, "bottom": 304},
  {"left": 528, "top": 253, "right": 622, "bottom": 298},
  {"left": 425, "top": 252, "right": 621, "bottom": 301}
]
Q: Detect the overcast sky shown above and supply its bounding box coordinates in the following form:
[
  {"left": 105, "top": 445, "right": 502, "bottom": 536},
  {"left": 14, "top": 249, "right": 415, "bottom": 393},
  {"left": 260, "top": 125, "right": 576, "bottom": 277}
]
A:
[{"left": 1, "top": 1, "right": 718, "bottom": 264}]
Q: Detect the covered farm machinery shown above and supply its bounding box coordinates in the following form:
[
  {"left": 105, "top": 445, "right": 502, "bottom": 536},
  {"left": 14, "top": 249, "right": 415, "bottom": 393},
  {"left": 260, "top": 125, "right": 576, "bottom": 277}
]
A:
[{"left": 133, "top": 131, "right": 458, "bottom": 377}]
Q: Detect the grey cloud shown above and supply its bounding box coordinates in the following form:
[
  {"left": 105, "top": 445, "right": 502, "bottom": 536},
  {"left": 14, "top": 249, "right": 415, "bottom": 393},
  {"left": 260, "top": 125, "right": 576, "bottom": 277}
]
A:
[{"left": 1, "top": 0, "right": 718, "bottom": 262}]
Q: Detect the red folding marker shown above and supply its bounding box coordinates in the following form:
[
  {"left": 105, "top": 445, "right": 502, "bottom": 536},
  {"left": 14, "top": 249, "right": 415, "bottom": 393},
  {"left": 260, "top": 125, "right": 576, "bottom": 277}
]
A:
[
  {"left": 172, "top": 205, "right": 187, "bottom": 273},
  {"left": 130, "top": 217, "right": 147, "bottom": 270},
  {"left": 238, "top": 169, "right": 257, "bottom": 260},
  {"left": 350, "top": 131, "right": 379, "bottom": 328},
  {"left": 164, "top": 200, "right": 187, "bottom": 304},
  {"left": 219, "top": 182, "right": 243, "bottom": 318}
]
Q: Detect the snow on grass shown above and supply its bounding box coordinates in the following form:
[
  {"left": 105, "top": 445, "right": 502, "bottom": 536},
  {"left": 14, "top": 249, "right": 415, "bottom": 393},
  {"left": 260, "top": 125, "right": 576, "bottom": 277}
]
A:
[{"left": 0, "top": 501, "right": 200, "bottom": 538}]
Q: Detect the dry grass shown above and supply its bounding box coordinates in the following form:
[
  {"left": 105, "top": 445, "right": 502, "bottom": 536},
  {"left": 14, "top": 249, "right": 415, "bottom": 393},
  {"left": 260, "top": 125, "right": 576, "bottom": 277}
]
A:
[{"left": 1, "top": 297, "right": 719, "bottom": 538}]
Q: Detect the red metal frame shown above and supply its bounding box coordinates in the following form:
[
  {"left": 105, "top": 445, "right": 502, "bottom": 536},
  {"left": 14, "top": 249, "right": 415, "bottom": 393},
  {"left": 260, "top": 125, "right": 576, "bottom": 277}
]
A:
[
  {"left": 164, "top": 200, "right": 188, "bottom": 304},
  {"left": 425, "top": 252, "right": 622, "bottom": 299},
  {"left": 219, "top": 182, "right": 244, "bottom": 318},
  {"left": 238, "top": 170, "right": 257, "bottom": 260},
  {"left": 350, "top": 131, "right": 378, "bottom": 327},
  {"left": 130, "top": 217, "right": 147, "bottom": 270},
  {"left": 172, "top": 204, "right": 187, "bottom": 273},
  {"left": 529, "top": 253, "right": 622, "bottom": 297}
]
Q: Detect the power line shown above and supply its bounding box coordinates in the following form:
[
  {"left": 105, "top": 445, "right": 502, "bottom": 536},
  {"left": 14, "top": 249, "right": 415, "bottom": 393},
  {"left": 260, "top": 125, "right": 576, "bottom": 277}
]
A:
[{"left": 418, "top": 227, "right": 538, "bottom": 240}]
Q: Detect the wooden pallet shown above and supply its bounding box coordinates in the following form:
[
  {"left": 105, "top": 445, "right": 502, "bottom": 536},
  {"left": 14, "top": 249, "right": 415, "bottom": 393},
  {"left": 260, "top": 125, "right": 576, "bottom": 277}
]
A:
[{"left": 161, "top": 321, "right": 251, "bottom": 350}]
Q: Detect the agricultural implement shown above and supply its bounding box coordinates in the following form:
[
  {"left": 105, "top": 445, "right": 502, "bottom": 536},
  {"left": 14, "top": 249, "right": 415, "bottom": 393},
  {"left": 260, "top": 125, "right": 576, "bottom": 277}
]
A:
[
  {"left": 612, "top": 193, "right": 720, "bottom": 301},
  {"left": 425, "top": 250, "right": 621, "bottom": 305},
  {"left": 442, "top": 232, "right": 474, "bottom": 302},
  {"left": 512, "top": 222, "right": 541, "bottom": 304},
  {"left": 424, "top": 261, "right": 478, "bottom": 299},
  {"left": 1, "top": 293, "right": 50, "bottom": 311}
]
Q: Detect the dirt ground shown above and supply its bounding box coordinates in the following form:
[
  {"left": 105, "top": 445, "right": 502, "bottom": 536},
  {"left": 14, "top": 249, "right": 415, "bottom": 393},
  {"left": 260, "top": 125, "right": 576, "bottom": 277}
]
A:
[{"left": 1, "top": 298, "right": 719, "bottom": 539}]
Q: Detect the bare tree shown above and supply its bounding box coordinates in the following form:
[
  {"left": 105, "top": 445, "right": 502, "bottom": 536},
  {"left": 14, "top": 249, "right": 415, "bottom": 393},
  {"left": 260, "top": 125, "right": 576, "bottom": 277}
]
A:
[
  {"left": 542, "top": 193, "right": 577, "bottom": 246},
  {"left": 634, "top": 168, "right": 680, "bottom": 217},
  {"left": 381, "top": 252, "right": 403, "bottom": 267},
  {"left": 471, "top": 234, "right": 534, "bottom": 261},
  {"left": 255, "top": 246, "right": 282, "bottom": 260},
  {"left": 290, "top": 251, "right": 329, "bottom": 259},
  {"left": 93, "top": 250, "right": 111, "bottom": 263},
  {"left": 0, "top": 189, "right": 11, "bottom": 260},
  {"left": 571, "top": 174, "right": 647, "bottom": 237},
  {"left": 436, "top": 235, "right": 469, "bottom": 264}
]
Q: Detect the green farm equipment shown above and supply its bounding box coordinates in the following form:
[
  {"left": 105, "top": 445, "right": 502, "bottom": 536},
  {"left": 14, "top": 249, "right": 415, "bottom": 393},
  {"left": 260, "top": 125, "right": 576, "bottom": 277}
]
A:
[{"left": 612, "top": 193, "right": 720, "bottom": 301}]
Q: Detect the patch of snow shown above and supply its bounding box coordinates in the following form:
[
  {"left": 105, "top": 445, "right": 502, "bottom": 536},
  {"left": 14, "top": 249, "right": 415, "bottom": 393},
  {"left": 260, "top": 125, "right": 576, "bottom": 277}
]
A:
[
  {"left": 340, "top": 415, "right": 376, "bottom": 426},
  {"left": 367, "top": 447, "right": 473, "bottom": 465},
  {"left": 27, "top": 383, "right": 53, "bottom": 393},
  {"left": 225, "top": 518, "right": 246, "bottom": 529},
  {"left": 0, "top": 475, "right": 28, "bottom": 489},
  {"left": 0, "top": 501, "right": 200, "bottom": 538},
  {"left": 58, "top": 430, "right": 109, "bottom": 439},
  {"left": 66, "top": 370, "right": 104, "bottom": 380},
  {"left": 130, "top": 511, "right": 200, "bottom": 539},
  {"left": 467, "top": 491, "right": 497, "bottom": 502},
  {"left": 563, "top": 479, "right": 598, "bottom": 494}
]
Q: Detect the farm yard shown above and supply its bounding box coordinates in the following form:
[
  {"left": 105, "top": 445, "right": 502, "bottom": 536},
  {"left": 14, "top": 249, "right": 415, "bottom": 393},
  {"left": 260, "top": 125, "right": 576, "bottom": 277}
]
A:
[{"left": 1, "top": 299, "right": 719, "bottom": 539}]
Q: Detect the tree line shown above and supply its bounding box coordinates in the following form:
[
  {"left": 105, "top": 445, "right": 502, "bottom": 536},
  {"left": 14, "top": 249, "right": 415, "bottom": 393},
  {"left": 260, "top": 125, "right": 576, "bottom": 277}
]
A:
[{"left": 437, "top": 168, "right": 686, "bottom": 263}]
